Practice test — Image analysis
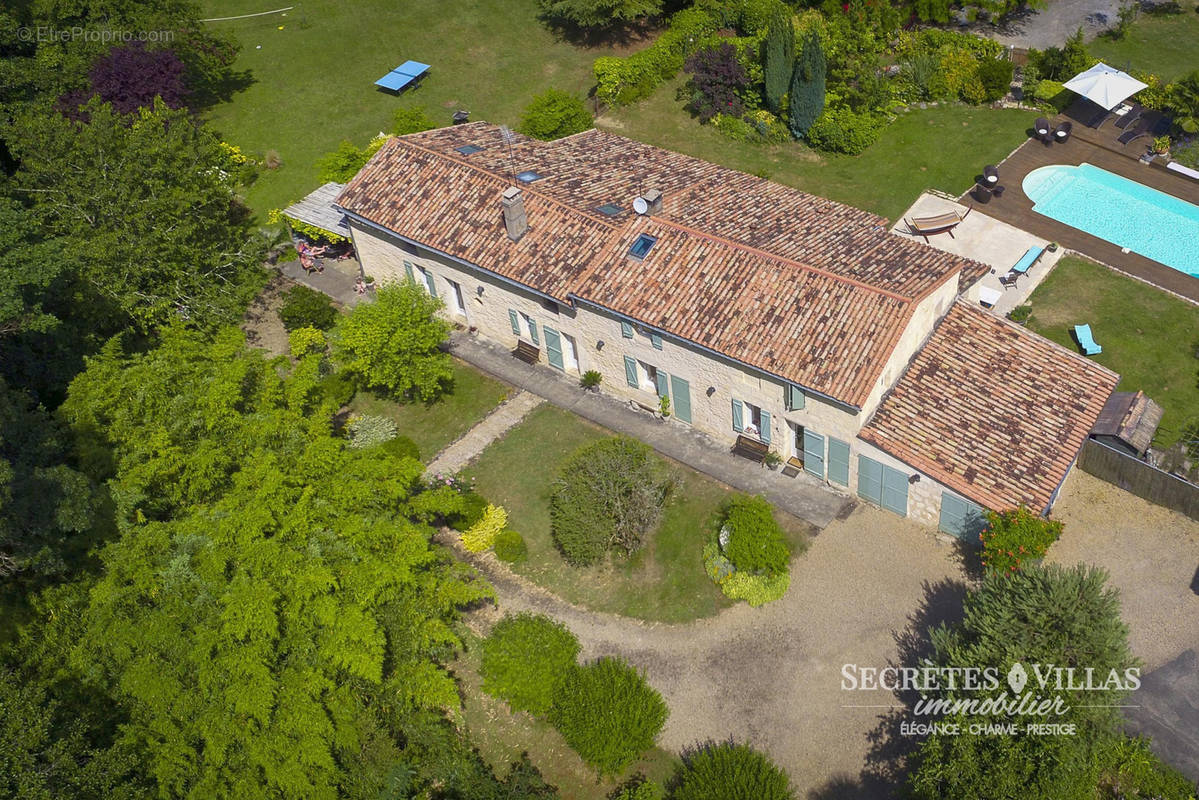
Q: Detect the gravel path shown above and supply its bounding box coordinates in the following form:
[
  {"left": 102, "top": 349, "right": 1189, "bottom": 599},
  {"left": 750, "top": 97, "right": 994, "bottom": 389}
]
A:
[
  {"left": 972, "top": 0, "right": 1122, "bottom": 49},
  {"left": 425, "top": 390, "right": 544, "bottom": 476}
]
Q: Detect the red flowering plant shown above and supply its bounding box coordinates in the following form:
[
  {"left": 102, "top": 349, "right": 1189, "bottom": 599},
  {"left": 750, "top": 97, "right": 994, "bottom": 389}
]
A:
[{"left": 978, "top": 505, "right": 1063, "bottom": 577}]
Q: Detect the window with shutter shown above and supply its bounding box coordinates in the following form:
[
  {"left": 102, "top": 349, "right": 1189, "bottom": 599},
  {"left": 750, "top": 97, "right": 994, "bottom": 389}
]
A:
[
  {"left": 404, "top": 261, "right": 415, "bottom": 283},
  {"left": 759, "top": 410, "right": 772, "bottom": 445},
  {"left": 785, "top": 384, "right": 806, "bottom": 411},
  {"left": 621, "top": 321, "right": 634, "bottom": 339},
  {"left": 423, "top": 269, "right": 437, "bottom": 297},
  {"left": 827, "top": 438, "right": 850, "bottom": 486},
  {"left": 544, "top": 327, "right": 564, "bottom": 370},
  {"left": 508, "top": 309, "right": 521, "bottom": 336},
  {"left": 655, "top": 370, "right": 670, "bottom": 398},
  {"left": 624, "top": 356, "right": 638, "bottom": 387},
  {"left": 731, "top": 399, "right": 744, "bottom": 432},
  {"left": 670, "top": 375, "right": 691, "bottom": 423},
  {"left": 650, "top": 333, "right": 663, "bottom": 350}
]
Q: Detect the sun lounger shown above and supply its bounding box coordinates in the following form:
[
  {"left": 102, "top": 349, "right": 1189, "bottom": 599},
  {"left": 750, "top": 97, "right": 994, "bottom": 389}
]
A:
[
  {"left": 1010, "top": 245, "right": 1044, "bottom": 275},
  {"left": 1114, "top": 104, "right": 1143, "bottom": 130},
  {"left": 1073, "top": 324, "right": 1102, "bottom": 356},
  {"left": 999, "top": 273, "right": 1020, "bottom": 289},
  {"left": 905, "top": 206, "right": 971, "bottom": 242},
  {"left": 1086, "top": 107, "right": 1110, "bottom": 128},
  {"left": 1117, "top": 118, "right": 1150, "bottom": 145}
]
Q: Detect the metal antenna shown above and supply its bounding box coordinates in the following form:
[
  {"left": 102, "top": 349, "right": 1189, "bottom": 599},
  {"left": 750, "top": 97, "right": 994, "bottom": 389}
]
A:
[{"left": 499, "top": 125, "right": 517, "bottom": 184}]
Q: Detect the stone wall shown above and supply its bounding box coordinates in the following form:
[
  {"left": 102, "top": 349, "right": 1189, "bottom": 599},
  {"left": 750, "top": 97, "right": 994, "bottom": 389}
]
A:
[{"left": 351, "top": 219, "right": 971, "bottom": 530}]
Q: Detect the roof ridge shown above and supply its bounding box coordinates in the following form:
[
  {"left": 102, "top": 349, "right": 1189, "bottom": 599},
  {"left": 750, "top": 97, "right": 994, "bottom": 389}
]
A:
[
  {"left": 650, "top": 217, "right": 914, "bottom": 303},
  {"left": 397, "top": 137, "right": 621, "bottom": 230}
]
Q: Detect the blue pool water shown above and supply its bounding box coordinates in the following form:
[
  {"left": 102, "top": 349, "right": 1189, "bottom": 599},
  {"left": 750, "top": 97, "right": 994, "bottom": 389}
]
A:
[{"left": 1021, "top": 163, "right": 1199, "bottom": 276}]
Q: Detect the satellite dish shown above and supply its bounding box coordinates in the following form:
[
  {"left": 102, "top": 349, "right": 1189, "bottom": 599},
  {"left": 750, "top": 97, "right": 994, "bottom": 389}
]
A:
[{"left": 633, "top": 196, "right": 649, "bottom": 215}]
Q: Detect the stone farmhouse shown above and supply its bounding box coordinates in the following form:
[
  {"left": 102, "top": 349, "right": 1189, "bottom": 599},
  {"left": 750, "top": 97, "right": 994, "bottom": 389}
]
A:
[{"left": 334, "top": 122, "right": 1119, "bottom": 536}]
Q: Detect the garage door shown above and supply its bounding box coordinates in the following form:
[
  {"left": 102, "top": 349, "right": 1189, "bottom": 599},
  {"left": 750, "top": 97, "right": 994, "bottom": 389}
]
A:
[
  {"left": 857, "top": 455, "right": 909, "bottom": 517},
  {"left": 939, "top": 493, "right": 987, "bottom": 542}
]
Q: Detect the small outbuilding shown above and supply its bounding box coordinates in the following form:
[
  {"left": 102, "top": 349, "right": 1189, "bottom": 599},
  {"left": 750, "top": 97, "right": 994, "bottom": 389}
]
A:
[{"left": 1090, "top": 390, "right": 1164, "bottom": 457}]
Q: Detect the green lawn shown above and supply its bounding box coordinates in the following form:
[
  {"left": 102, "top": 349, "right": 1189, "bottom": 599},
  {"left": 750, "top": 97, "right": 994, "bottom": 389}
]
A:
[
  {"left": 1089, "top": 7, "right": 1199, "bottom": 81},
  {"left": 601, "top": 79, "right": 1031, "bottom": 222},
  {"left": 348, "top": 359, "right": 509, "bottom": 460},
  {"left": 453, "top": 632, "right": 676, "bottom": 799},
  {"left": 199, "top": 0, "right": 631, "bottom": 216},
  {"left": 461, "top": 404, "right": 812, "bottom": 623},
  {"left": 1025, "top": 256, "right": 1199, "bottom": 449}
]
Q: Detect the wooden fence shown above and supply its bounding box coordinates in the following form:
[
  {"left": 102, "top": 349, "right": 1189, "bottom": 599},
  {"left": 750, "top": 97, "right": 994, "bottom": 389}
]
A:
[{"left": 1078, "top": 439, "right": 1199, "bottom": 521}]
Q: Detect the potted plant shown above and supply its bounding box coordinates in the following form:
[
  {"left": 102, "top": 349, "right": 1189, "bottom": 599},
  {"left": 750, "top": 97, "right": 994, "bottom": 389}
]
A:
[
  {"left": 1046, "top": 241, "right": 1059, "bottom": 253},
  {"left": 363, "top": 275, "right": 376, "bottom": 289},
  {"left": 764, "top": 450, "right": 783, "bottom": 470},
  {"left": 579, "top": 370, "right": 602, "bottom": 391},
  {"left": 658, "top": 395, "right": 671, "bottom": 419},
  {"left": 1153, "top": 135, "right": 1171, "bottom": 156},
  {"left": 1007, "top": 304, "right": 1032, "bottom": 325}
]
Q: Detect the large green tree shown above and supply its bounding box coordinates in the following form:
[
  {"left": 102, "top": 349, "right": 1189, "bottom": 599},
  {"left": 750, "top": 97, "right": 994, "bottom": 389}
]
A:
[
  {"left": 907, "top": 564, "right": 1192, "bottom": 800},
  {"left": 58, "top": 328, "right": 494, "bottom": 798},
  {"left": 788, "top": 33, "right": 826, "bottom": 139},
  {"left": 762, "top": 8, "right": 795, "bottom": 115},
  {"left": 537, "top": 0, "right": 662, "bottom": 30},
  {"left": 334, "top": 283, "right": 453, "bottom": 403},
  {"left": 9, "top": 99, "right": 263, "bottom": 332}
]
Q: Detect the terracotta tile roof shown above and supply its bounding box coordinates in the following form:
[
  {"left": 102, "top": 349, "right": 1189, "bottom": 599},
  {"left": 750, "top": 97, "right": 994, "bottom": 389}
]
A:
[
  {"left": 336, "top": 125, "right": 991, "bottom": 407},
  {"left": 402, "top": 124, "right": 991, "bottom": 297},
  {"left": 858, "top": 303, "right": 1119, "bottom": 511},
  {"left": 337, "top": 137, "right": 616, "bottom": 301}
]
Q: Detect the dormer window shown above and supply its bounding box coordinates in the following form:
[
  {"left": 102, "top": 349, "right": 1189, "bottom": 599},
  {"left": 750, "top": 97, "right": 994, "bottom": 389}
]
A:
[
  {"left": 516, "top": 170, "right": 542, "bottom": 183},
  {"left": 628, "top": 233, "right": 657, "bottom": 260},
  {"left": 455, "top": 144, "right": 483, "bottom": 155}
]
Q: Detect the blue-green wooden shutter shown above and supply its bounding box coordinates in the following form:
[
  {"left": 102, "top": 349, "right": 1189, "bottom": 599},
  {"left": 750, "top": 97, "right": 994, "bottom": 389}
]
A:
[
  {"left": 939, "top": 493, "right": 985, "bottom": 541},
  {"left": 786, "top": 384, "right": 805, "bottom": 411},
  {"left": 670, "top": 375, "right": 691, "bottom": 423},
  {"left": 621, "top": 321, "right": 634, "bottom": 338},
  {"left": 404, "top": 261, "right": 415, "bottom": 283},
  {"left": 803, "top": 430, "right": 825, "bottom": 478},
  {"left": 509, "top": 309, "right": 521, "bottom": 335},
  {"left": 650, "top": 333, "right": 663, "bottom": 350},
  {"left": 858, "top": 456, "right": 883, "bottom": 505},
  {"left": 655, "top": 370, "right": 670, "bottom": 398},
  {"left": 424, "top": 269, "right": 437, "bottom": 297},
  {"left": 759, "top": 410, "right": 772, "bottom": 445},
  {"left": 881, "top": 467, "right": 909, "bottom": 517},
  {"left": 731, "top": 399, "right": 744, "bottom": 432},
  {"left": 527, "top": 319, "right": 539, "bottom": 345},
  {"left": 544, "top": 327, "right": 563, "bottom": 369},
  {"left": 624, "top": 356, "right": 638, "bottom": 387},
  {"left": 827, "top": 437, "right": 850, "bottom": 486}
]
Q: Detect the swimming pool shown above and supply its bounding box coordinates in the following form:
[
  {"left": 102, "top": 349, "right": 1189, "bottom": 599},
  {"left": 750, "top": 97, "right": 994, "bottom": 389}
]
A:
[{"left": 1021, "top": 163, "right": 1199, "bottom": 276}]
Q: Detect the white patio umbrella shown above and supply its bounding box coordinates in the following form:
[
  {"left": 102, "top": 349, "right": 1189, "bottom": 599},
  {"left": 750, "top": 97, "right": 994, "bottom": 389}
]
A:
[{"left": 1062, "top": 62, "right": 1148, "bottom": 110}]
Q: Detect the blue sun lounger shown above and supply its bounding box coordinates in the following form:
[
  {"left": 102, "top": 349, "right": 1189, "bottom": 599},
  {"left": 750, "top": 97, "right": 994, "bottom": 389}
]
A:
[
  {"left": 375, "top": 60, "right": 430, "bottom": 92},
  {"left": 1010, "top": 245, "right": 1044, "bottom": 275},
  {"left": 1073, "top": 324, "right": 1102, "bottom": 356}
]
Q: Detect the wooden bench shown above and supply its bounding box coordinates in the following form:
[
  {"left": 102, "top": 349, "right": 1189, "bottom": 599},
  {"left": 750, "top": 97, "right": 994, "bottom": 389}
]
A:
[
  {"left": 732, "top": 434, "right": 769, "bottom": 463},
  {"left": 513, "top": 340, "right": 540, "bottom": 364}
]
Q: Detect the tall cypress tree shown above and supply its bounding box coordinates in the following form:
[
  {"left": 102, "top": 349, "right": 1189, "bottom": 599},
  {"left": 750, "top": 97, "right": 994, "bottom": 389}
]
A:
[
  {"left": 762, "top": 8, "right": 794, "bottom": 115},
  {"left": 788, "top": 32, "right": 826, "bottom": 139}
]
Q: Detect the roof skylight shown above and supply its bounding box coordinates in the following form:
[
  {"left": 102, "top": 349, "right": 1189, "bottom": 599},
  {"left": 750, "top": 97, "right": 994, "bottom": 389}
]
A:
[
  {"left": 455, "top": 144, "right": 484, "bottom": 155},
  {"left": 597, "top": 203, "right": 622, "bottom": 217},
  {"left": 628, "top": 233, "right": 657, "bottom": 259},
  {"left": 516, "top": 170, "right": 542, "bottom": 183}
]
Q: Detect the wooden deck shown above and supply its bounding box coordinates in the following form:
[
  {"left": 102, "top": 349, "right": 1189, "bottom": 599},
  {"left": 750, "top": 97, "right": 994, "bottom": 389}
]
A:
[{"left": 957, "top": 102, "right": 1199, "bottom": 303}]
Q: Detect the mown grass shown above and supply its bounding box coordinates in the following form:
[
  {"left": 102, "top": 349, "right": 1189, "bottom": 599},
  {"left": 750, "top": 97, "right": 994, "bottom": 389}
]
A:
[
  {"left": 600, "top": 77, "right": 1031, "bottom": 222},
  {"left": 462, "top": 404, "right": 812, "bottom": 623},
  {"left": 1089, "top": 6, "right": 1199, "bottom": 81},
  {"left": 1025, "top": 255, "right": 1199, "bottom": 448},
  {"left": 199, "top": 0, "right": 635, "bottom": 216},
  {"left": 348, "top": 358, "right": 509, "bottom": 461}
]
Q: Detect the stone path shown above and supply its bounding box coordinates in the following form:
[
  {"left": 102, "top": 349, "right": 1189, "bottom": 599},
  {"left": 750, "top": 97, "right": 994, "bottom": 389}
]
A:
[
  {"left": 425, "top": 390, "right": 544, "bottom": 476},
  {"left": 448, "top": 332, "right": 854, "bottom": 529}
]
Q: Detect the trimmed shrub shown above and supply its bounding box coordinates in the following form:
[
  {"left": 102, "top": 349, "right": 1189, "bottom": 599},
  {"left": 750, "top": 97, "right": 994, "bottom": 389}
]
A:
[
  {"left": 392, "top": 105, "right": 438, "bottom": 135},
  {"left": 551, "top": 657, "right": 668, "bottom": 777},
  {"left": 517, "top": 89, "right": 593, "bottom": 141},
  {"left": 684, "top": 42, "right": 751, "bottom": 123},
  {"left": 788, "top": 32, "right": 826, "bottom": 137},
  {"left": 288, "top": 325, "right": 326, "bottom": 358},
  {"left": 762, "top": 6, "right": 794, "bottom": 114},
  {"left": 610, "top": 774, "right": 663, "bottom": 800},
  {"left": 461, "top": 503, "right": 507, "bottom": 553},
  {"left": 481, "top": 613, "right": 580, "bottom": 716},
  {"left": 979, "top": 505, "right": 1063, "bottom": 575},
  {"left": 549, "top": 437, "right": 675, "bottom": 566},
  {"left": 713, "top": 110, "right": 792, "bottom": 143},
  {"left": 380, "top": 435, "right": 420, "bottom": 463},
  {"left": 494, "top": 529, "right": 528, "bottom": 563},
  {"left": 346, "top": 414, "right": 398, "bottom": 449},
  {"left": 593, "top": 7, "right": 720, "bottom": 106},
  {"left": 803, "top": 106, "right": 883, "bottom": 154},
  {"left": 671, "top": 740, "right": 794, "bottom": 800},
  {"left": 451, "top": 490, "right": 490, "bottom": 530},
  {"left": 279, "top": 285, "right": 338, "bottom": 331},
  {"left": 1033, "top": 79, "right": 1071, "bottom": 111},
  {"left": 720, "top": 495, "right": 790, "bottom": 576},
  {"left": 719, "top": 570, "right": 790, "bottom": 606},
  {"left": 977, "top": 57, "right": 1014, "bottom": 102}
]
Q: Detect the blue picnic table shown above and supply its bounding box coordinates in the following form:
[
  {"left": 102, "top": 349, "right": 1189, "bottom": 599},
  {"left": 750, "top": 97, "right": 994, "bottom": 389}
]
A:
[{"left": 375, "top": 60, "right": 430, "bottom": 92}]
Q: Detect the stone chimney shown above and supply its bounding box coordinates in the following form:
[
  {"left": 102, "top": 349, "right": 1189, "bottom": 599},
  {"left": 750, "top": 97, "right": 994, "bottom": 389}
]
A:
[
  {"left": 501, "top": 186, "right": 528, "bottom": 241},
  {"left": 643, "top": 188, "right": 663, "bottom": 215}
]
